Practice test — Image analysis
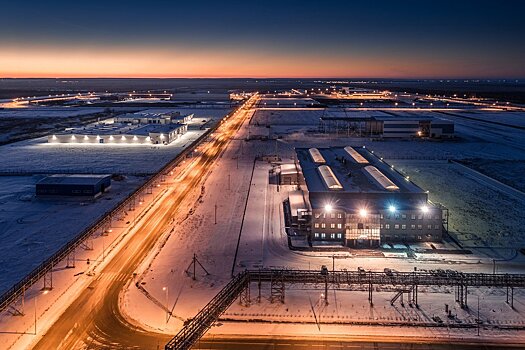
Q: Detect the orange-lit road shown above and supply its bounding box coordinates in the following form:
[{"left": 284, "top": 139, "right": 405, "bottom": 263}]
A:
[{"left": 31, "top": 95, "right": 258, "bottom": 350}]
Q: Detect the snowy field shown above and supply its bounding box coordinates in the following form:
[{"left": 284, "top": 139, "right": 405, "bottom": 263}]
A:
[
  {"left": 0, "top": 175, "right": 145, "bottom": 295},
  {"left": 257, "top": 97, "right": 320, "bottom": 107},
  {"left": 251, "top": 109, "right": 324, "bottom": 125},
  {"left": 0, "top": 107, "right": 105, "bottom": 119},
  {"left": 0, "top": 110, "right": 229, "bottom": 174},
  {"left": 121, "top": 105, "right": 525, "bottom": 341}
]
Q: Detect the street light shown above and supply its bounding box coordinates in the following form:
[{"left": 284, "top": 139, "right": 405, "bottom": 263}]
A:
[
  {"left": 420, "top": 205, "right": 429, "bottom": 213},
  {"left": 389, "top": 205, "right": 396, "bottom": 213},
  {"left": 359, "top": 208, "right": 367, "bottom": 217},
  {"left": 162, "top": 286, "right": 169, "bottom": 324},
  {"left": 324, "top": 204, "right": 332, "bottom": 212}
]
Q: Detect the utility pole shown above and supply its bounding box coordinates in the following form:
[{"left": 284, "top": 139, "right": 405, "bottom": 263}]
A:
[{"left": 477, "top": 295, "right": 480, "bottom": 336}]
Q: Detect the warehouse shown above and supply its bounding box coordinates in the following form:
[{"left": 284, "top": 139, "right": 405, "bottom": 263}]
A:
[
  {"left": 319, "top": 114, "right": 454, "bottom": 138},
  {"left": 48, "top": 122, "right": 187, "bottom": 145},
  {"left": 115, "top": 110, "right": 194, "bottom": 124},
  {"left": 36, "top": 174, "right": 111, "bottom": 198},
  {"left": 279, "top": 163, "right": 302, "bottom": 185},
  {"left": 289, "top": 146, "right": 445, "bottom": 247}
]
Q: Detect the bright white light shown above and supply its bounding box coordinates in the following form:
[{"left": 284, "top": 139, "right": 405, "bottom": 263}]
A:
[
  {"left": 324, "top": 204, "right": 332, "bottom": 212},
  {"left": 421, "top": 205, "right": 429, "bottom": 213},
  {"left": 359, "top": 208, "right": 367, "bottom": 217},
  {"left": 389, "top": 205, "right": 396, "bottom": 213}
]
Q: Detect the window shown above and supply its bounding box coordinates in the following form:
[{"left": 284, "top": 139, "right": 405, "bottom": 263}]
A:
[
  {"left": 402, "top": 224, "right": 406, "bottom": 230},
  {"left": 337, "top": 213, "right": 343, "bottom": 219},
  {"left": 385, "top": 224, "right": 390, "bottom": 229},
  {"left": 337, "top": 233, "right": 342, "bottom": 239},
  {"left": 321, "top": 233, "right": 326, "bottom": 238},
  {"left": 337, "top": 223, "right": 342, "bottom": 229},
  {"left": 331, "top": 213, "right": 336, "bottom": 219},
  {"left": 427, "top": 224, "right": 432, "bottom": 229},
  {"left": 411, "top": 224, "right": 416, "bottom": 229},
  {"left": 418, "top": 214, "right": 423, "bottom": 220},
  {"left": 357, "top": 223, "right": 364, "bottom": 229},
  {"left": 314, "top": 233, "right": 319, "bottom": 238},
  {"left": 402, "top": 214, "right": 407, "bottom": 219},
  {"left": 322, "top": 213, "right": 326, "bottom": 219},
  {"left": 314, "top": 223, "right": 319, "bottom": 228},
  {"left": 330, "top": 233, "right": 335, "bottom": 239},
  {"left": 435, "top": 225, "right": 440, "bottom": 230},
  {"left": 434, "top": 215, "right": 440, "bottom": 220},
  {"left": 394, "top": 224, "right": 399, "bottom": 229},
  {"left": 380, "top": 224, "right": 384, "bottom": 229},
  {"left": 380, "top": 214, "right": 384, "bottom": 219},
  {"left": 395, "top": 214, "right": 400, "bottom": 219},
  {"left": 411, "top": 214, "right": 416, "bottom": 220},
  {"left": 417, "top": 235, "right": 422, "bottom": 240},
  {"left": 330, "top": 223, "right": 336, "bottom": 229},
  {"left": 321, "top": 223, "right": 326, "bottom": 229},
  {"left": 315, "top": 213, "right": 321, "bottom": 219},
  {"left": 418, "top": 224, "right": 422, "bottom": 230}
]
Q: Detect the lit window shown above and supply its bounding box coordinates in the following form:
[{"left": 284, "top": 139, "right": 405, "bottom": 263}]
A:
[
  {"left": 402, "top": 214, "right": 407, "bottom": 219},
  {"left": 337, "top": 213, "right": 343, "bottom": 219},
  {"left": 330, "top": 223, "right": 335, "bottom": 229},
  {"left": 418, "top": 225, "right": 422, "bottom": 230},
  {"left": 314, "top": 233, "right": 319, "bottom": 238},
  {"left": 380, "top": 224, "right": 384, "bottom": 229},
  {"left": 418, "top": 215, "right": 423, "bottom": 220},
  {"left": 330, "top": 233, "right": 335, "bottom": 239},
  {"left": 337, "top": 233, "right": 342, "bottom": 239},
  {"left": 315, "top": 213, "right": 321, "bottom": 219},
  {"left": 427, "top": 224, "right": 432, "bottom": 229},
  {"left": 411, "top": 214, "right": 416, "bottom": 220},
  {"left": 394, "top": 224, "right": 399, "bottom": 229},
  {"left": 380, "top": 214, "right": 384, "bottom": 219},
  {"left": 331, "top": 213, "right": 336, "bottom": 219},
  {"left": 411, "top": 224, "right": 416, "bottom": 229},
  {"left": 314, "top": 223, "right": 319, "bottom": 228},
  {"left": 385, "top": 224, "right": 390, "bottom": 229},
  {"left": 321, "top": 223, "right": 326, "bottom": 228},
  {"left": 337, "top": 223, "right": 342, "bottom": 229},
  {"left": 402, "top": 224, "right": 406, "bottom": 230},
  {"left": 321, "top": 233, "right": 326, "bottom": 238}
]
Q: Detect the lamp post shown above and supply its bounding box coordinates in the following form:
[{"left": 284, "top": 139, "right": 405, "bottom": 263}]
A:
[{"left": 163, "top": 286, "right": 169, "bottom": 324}]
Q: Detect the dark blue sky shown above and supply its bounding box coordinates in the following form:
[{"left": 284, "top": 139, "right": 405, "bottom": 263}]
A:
[{"left": 1, "top": 0, "right": 524, "bottom": 78}]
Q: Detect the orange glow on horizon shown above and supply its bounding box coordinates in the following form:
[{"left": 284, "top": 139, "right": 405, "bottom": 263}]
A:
[{"left": 0, "top": 45, "right": 518, "bottom": 79}]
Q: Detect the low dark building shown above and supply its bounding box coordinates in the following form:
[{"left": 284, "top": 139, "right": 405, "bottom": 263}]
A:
[{"left": 36, "top": 175, "right": 112, "bottom": 198}]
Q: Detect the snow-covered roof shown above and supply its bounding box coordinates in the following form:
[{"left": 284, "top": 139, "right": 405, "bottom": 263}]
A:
[
  {"left": 37, "top": 174, "right": 111, "bottom": 186},
  {"left": 296, "top": 147, "right": 424, "bottom": 194},
  {"left": 280, "top": 163, "right": 298, "bottom": 175},
  {"left": 288, "top": 190, "right": 310, "bottom": 216}
]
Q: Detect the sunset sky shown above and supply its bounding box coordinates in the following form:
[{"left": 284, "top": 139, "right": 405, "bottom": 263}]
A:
[{"left": 1, "top": 0, "right": 524, "bottom": 78}]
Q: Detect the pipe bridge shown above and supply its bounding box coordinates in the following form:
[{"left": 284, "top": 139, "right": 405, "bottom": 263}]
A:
[{"left": 165, "top": 268, "right": 525, "bottom": 350}]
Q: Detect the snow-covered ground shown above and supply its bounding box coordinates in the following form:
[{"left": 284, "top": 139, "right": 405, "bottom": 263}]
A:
[
  {"left": 0, "top": 115, "right": 226, "bottom": 175},
  {"left": 0, "top": 175, "right": 145, "bottom": 295},
  {"left": 118, "top": 104, "right": 525, "bottom": 345},
  {"left": 0, "top": 107, "right": 106, "bottom": 119}
]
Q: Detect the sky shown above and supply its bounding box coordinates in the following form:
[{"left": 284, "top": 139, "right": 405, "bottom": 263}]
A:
[{"left": 1, "top": 0, "right": 524, "bottom": 79}]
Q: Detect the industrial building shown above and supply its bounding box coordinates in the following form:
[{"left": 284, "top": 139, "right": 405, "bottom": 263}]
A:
[
  {"left": 115, "top": 110, "right": 194, "bottom": 124},
  {"left": 319, "top": 114, "right": 454, "bottom": 138},
  {"left": 36, "top": 174, "right": 111, "bottom": 198},
  {"left": 287, "top": 146, "right": 446, "bottom": 247}
]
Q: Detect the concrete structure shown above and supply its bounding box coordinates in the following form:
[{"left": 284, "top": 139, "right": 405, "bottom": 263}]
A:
[
  {"left": 320, "top": 114, "right": 454, "bottom": 138},
  {"left": 279, "top": 163, "right": 301, "bottom": 185},
  {"left": 288, "top": 146, "right": 445, "bottom": 247},
  {"left": 48, "top": 122, "right": 187, "bottom": 145},
  {"left": 36, "top": 174, "right": 111, "bottom": 198}
]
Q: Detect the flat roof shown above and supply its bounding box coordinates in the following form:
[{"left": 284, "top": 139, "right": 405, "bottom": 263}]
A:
[
  {"left": 280, "top": 163, "right": 298, "bottom": 175},
  {"left": 37, "top": 174, "right": 111, "bottom": 186},
  {"left": 132, "top": 124, "right": 184, "bottom": 136},
  {"left": 296, "top": 146, "right": 424, "bottom": 194}
]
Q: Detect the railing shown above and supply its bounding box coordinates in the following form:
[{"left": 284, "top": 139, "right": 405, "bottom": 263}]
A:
[{"left": 165, "top": 268, "right": 525, "bottom": 350}]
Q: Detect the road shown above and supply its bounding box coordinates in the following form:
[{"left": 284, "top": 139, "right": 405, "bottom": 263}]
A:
[
  {"left": 191, "top": 336, "right": 524, "bottom": 349},
  {"left": 32, "top": 95, "right": 258, "bottom": 350}
]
